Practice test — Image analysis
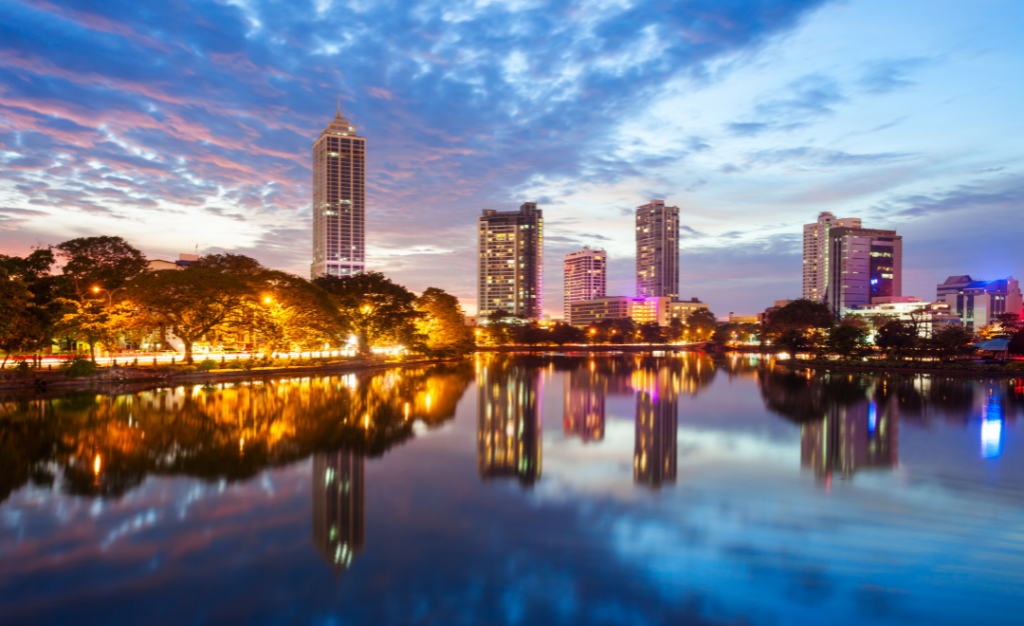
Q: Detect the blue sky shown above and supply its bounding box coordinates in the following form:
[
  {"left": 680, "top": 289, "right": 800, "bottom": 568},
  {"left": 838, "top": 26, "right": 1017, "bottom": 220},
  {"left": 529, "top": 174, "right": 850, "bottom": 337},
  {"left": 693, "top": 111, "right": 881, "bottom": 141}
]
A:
[{"left": 0, "top": 0, "right": 1022, "bottom": 316}]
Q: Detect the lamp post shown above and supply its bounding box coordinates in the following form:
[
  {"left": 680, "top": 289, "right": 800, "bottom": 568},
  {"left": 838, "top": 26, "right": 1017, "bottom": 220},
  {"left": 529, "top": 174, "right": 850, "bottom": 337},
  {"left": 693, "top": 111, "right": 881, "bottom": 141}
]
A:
[{"left": 91, "top": 285, "right": 122, "bottom": 307}]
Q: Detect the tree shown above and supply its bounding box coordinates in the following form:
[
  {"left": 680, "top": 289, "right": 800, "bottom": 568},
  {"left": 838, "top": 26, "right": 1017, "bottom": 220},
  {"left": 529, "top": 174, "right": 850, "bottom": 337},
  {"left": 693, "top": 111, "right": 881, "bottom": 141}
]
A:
[
  {"left": 686, "top": 309, "right": 718, "bottom": 341},
  {"left": 875, "top": 320, "right": 918, "bottom": 360},
  {"left": 258, "top": 272, "right": 340, "bottom": 355},
  {"left": 666, "top": 318, "right": 686, "bottom": 343},
  {"left": 415, "top": 287, "right": 474, "bottom": 357},
  {"left": 638, "top": 322, "right": 665, "bottom": 344},
  {"left": 995, "top": 313, "right": 1022, "bottom": 338},
  {"left": 763, "top": 299, "right": 834, "bottom": 353},
  {"left": 0, "top": 251, "right": 57, "bottom": 357},
  {"left": 53, "top": 299, "right": 119, "bottom": 363},
  {"left": 776, "top": 328, "right": 809, "bottom": 357},
  {"left": 825, "top": 324, "right": 870, "bottom": 360},
  {"left": 123, "top": 268, "right": 255, "bottom": 364},
  {"left": 55, "top": 236, "right": 147, "bottom": 300},
  {"left": 929, "top": 324, "right": 977, "bottom": 359},
  {"left": 314, "top": 272, "right": 418, "bottom": 356},
  {"left": 0, "top": 270, "right": 38, "bottom": 368},
  {"left": 549, "top": 322, "right": 585, "bottom": 346}
]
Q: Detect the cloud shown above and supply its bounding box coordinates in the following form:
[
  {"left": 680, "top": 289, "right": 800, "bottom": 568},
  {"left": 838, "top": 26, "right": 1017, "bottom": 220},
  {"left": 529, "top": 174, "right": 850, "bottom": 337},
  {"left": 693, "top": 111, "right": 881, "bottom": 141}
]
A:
[
  {"left": 729, "top": 147, "right": 918, "bottom": 173},
  {"left": 858, "top": 57, "right": 930, "bottom": 94},
  {"left": 882, "top": 175, "right": 1024, "bottom": 219},
  {"left": 726, "top": 74, "right": 845, "bottom": 136}
]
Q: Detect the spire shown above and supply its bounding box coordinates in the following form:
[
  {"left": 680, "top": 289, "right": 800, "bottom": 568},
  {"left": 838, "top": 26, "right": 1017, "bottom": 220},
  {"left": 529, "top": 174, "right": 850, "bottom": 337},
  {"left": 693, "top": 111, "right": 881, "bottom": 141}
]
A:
[{"left": 336, "top": 91, "right": 341, "bottom": 118}]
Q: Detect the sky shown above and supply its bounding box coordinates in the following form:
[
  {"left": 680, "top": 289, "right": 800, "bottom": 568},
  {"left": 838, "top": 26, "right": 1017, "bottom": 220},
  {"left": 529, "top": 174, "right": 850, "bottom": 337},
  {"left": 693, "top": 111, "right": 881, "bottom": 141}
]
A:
[{"left": 0, "top": 0, "right": 1022, "bottom": 317}]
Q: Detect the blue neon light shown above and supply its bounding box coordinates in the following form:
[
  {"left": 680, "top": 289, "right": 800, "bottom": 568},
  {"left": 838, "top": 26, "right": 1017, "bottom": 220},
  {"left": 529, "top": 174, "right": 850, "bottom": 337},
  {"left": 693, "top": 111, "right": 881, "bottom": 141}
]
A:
[
  {"left": 981, "top": 396, "right": 1004, "bottom": 459},
  {"left": 868, "top": 402, "right": 877, "bottom": 436}
]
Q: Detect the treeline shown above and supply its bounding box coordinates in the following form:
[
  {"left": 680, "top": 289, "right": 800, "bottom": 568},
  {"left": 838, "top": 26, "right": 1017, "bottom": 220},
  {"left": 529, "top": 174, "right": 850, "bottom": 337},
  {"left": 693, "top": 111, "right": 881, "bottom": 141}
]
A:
[
  {"left": 476, "top": 308, "right": 755, "bottom": 345},
  {"left": 0, "top": 236, "right": 474, "bottom": 365},
  {"left": 761, "top": 299, "right": 1021, "bottom": 359}
]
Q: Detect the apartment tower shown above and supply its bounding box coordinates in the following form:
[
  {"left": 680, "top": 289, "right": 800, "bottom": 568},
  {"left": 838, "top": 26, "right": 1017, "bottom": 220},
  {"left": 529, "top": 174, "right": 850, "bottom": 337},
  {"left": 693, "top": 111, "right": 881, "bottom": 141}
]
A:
[
  {"left": 802, "top": 212, "right": 861, "bottom": 301},
  {"left": 311, "top": 102, "right": 366, "bottom": 279},
  {"left": 636, "top": 200, "right": 679, "bottom": 300},
  {"left": 824, "top": 227, "right": 903, "bottom": 317},
  {"left": 477, "top": 202, "right": 544, "bottom": 319},
  {"left": 564, "top": 246, "right": 606, "bottom": 325}
]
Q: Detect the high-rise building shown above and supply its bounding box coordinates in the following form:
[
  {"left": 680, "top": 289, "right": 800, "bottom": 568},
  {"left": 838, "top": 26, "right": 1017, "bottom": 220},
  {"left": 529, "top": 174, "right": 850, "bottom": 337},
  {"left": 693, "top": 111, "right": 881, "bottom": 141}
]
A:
[
  {"left": 635, "top": 199, "right": 679, "bottom": 300},
  {"left": 802, "top": 212, "right": 862, "bottom": 301},
  {"left": 564, "top": 246, "right": 606, "bottom": 325},
  {"left": 311, "top": 102, "right": 366, "bottom": 279},
  {"left": 477, "top": 202, "right": 544, "bottom": 319},
  {"left": 936, "top": 275, "right": 1023, "bottom": 330},
  {"left": 824, "top": 227, "right": 902, "bottom": 318},
  {"left": 311, "top": 450, "right": 365, "bottom": 572},
  {"left": 633, "top": 364, "right": 677, "bottom": 489},
  {"left": 477, "top": 358, "right": 542, "bottom": 486}
]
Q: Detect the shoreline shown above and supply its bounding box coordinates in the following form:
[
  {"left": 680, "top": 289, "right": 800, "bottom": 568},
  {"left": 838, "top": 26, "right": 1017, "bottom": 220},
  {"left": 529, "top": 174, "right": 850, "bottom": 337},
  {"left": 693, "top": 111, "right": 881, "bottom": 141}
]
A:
[{"left": 0, "top": 356, "right": 469, "bottom": 395}]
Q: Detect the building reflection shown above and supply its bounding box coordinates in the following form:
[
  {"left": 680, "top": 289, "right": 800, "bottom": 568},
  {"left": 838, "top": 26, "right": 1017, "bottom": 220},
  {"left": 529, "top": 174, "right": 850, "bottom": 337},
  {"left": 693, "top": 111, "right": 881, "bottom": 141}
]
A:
[
  {"left": 312, "top": 450, "right": 365, "bottom": 572},
  {"left": 800, "top": 398, "right": 899, "bottom": 479},
  {"left": 564, "top": 364, "right": 605, "bottom": 444},
  {"left": 633, "top": 365, "right": 678, "bottom": 489},
  {"left": 477, "top": 357, "right": 543, "bottom": 487}
]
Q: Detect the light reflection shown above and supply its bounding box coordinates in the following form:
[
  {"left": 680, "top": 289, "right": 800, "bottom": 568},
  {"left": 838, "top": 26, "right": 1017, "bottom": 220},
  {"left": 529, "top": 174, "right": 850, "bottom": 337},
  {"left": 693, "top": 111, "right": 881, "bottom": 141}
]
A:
[
  {"left": 477, "top": 355, "right": 543, "bottom": 487},
  {"left": 312, "top": 450, "right": 365, "bottom": 572},
  {"left": 981, "top": 395, "right": 1004, "bottom": 459}
]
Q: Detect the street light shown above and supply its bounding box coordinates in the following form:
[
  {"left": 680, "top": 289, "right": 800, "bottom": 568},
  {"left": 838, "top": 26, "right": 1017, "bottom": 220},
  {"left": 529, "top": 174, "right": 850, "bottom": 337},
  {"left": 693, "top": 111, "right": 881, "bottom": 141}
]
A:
[{"left": 91, "top": 285, "right": 121, "bottom": 307}]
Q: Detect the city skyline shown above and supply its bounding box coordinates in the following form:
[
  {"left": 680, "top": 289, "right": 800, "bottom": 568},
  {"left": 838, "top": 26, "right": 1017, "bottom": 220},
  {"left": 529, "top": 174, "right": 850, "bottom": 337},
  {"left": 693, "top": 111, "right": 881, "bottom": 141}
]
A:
[{"left": 1, "top": 1, "right": 1022, "bottom": 317}]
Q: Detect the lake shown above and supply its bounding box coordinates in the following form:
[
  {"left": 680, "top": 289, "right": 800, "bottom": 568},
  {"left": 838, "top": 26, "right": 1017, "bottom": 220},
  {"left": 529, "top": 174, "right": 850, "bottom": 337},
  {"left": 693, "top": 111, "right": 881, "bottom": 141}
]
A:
[{"left": 1, "top": 353, "right": 1022, "bottom": 625}]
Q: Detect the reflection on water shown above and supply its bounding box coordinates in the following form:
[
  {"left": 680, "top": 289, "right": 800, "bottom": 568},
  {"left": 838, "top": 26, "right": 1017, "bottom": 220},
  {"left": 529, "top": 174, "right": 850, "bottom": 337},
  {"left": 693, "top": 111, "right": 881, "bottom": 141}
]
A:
[
  {"left": 564, "top": 364, "right": 605, "bottom": 444},
  {"left": 312, "top": 450, "right": 365, "bottom": 572},
  {"left": 2, "top": 354, "right": 1023, "bottom": 625},
  {"left": 632, "top": 364, "right": 678, "bottom": 489},
  {"left": 476, "top": 356, "right": 543, "bottom": 486}
]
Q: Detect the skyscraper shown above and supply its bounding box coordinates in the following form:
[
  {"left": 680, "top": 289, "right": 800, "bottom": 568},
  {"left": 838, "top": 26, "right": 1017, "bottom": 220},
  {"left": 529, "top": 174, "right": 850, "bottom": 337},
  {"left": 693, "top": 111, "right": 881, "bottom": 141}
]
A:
[
  {"left": 311, "top": 101, "right": 366, "bottom": 279},
  {"left": 802, "top": 212, "right": 861, "bottom": 301},
  {"left": 563, "top": 246, "right": 606, "bottom": 325},
  {"left": 311, "top": 450, "right": 366, "bottom": 572},
  {"left": 635, "top": 199, "right": 679, "bottom": 300},
  {"left": 824, "top": 227, "right": 903, "bottom": 317},
  {"left": 477, "top": 202, "right": 544, "bottom": 319}
]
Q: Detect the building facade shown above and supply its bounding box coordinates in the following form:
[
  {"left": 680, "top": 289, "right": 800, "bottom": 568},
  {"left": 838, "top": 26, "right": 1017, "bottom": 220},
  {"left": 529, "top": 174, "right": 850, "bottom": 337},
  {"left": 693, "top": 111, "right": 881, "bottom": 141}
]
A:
[
  {"left": 564, "top": 246, "right": 606, "bottom": 325},
  {"left": 936, "top": 275, "right": 1023, "bottom": 330},
  {"left": 636, "top": 199, "right": 679, "bottom": 300},
  {"left": 845, "top": 298, "right": 960, "bottom": 337},
  {"left": 824, "top": 227, "right": 902, "bottom": 317},
  {"left": 668, "top": 298, "right": 709, "bottom": 323},
  {"left": 477, "top": 203, "right": 544, "bottom": 319},
  {"left": 568, "top": 296, "right": 674, "bottom": 327},
  {"left": 803, "top": 212, "right": 862, "bottom": 301},
  {"left": 311, "top": 105, "right": 366, "bottom": 279}
]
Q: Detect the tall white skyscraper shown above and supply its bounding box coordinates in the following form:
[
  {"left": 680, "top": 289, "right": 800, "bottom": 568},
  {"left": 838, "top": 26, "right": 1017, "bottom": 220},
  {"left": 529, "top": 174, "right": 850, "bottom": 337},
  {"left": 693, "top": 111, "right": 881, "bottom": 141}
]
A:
[
  {"left": 311, "top": 102, "right": 366, "bottom": 279},
  {"left": 635, "top": 199, "right": 679, "bottom": 300},
  {"left": 564, "top": 246, "right": 606, "bottom": 325},
  {"left": 802, "top": 211, "right": 861, "bottom": 301}
]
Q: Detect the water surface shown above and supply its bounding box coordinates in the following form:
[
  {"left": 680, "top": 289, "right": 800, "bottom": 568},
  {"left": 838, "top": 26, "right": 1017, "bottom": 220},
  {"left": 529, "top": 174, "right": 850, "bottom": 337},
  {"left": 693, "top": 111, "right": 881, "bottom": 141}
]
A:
[{"left": 1, "top": 354, "right": 1022, "bottom": 625}]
